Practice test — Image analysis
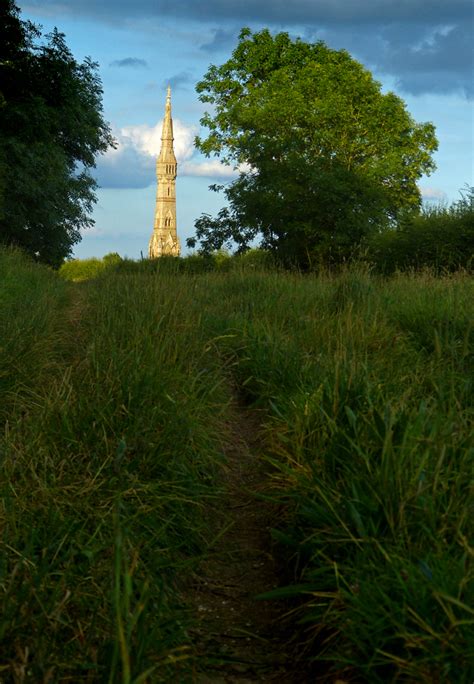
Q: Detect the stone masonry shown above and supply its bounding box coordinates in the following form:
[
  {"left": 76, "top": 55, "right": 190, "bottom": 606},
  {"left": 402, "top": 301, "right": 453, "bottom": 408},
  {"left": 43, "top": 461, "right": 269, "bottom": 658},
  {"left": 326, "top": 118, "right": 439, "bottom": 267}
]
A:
[{"left": 148, "top": 86, "right": 180, "bottom": 258}]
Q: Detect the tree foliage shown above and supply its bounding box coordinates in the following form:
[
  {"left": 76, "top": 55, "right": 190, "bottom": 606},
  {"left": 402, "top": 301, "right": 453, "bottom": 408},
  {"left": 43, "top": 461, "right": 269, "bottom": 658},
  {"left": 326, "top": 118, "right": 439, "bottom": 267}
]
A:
[
  {"left": 368, "top": 186, "right": 474, "bottom": 274},
  {"left": 0, "top": 1, "right": 114, "bottom": 267},
  {"left": 188, "top": 28, "right": 438, "bottom": 267}
]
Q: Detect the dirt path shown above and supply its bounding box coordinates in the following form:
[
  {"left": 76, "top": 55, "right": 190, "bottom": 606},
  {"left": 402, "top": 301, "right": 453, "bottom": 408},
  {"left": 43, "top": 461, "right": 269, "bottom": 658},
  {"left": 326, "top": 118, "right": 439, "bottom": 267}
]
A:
[{"left": 189, "top": 400, "right": 305, "bottom": 683}]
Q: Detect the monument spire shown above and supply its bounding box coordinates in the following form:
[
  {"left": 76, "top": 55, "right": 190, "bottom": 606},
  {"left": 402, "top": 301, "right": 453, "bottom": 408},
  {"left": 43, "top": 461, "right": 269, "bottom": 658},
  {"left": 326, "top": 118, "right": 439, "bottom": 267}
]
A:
[{"left": 148, "top": 86, "right": 180, "bottom": 258}]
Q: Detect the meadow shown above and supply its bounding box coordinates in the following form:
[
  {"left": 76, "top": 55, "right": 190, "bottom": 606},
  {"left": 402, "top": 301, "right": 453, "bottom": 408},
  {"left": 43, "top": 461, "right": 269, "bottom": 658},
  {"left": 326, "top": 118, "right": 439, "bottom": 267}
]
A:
[{"left": 1, "top": 246, "right": 473, "bottom": 682}]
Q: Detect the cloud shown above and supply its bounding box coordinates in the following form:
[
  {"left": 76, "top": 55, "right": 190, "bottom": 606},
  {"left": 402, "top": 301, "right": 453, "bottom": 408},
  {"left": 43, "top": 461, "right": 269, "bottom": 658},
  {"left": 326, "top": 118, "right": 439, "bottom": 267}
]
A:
[
  {"left": 21, "top": 1, "right": 471, "bottom": 26},
  {"left": 20, "top": 0, "right": 473, "bottom": 98},
  {"left": 420, "top": 186, "right": 448, "bottom": 202},
  {"left": 162, "top": 71, "right": 194, "bottom": 91},
  {"left": 95, "top": 141, "right": 154, "bottom": 189},
  {"left": 83, "top": 225, "right": 107, "bottom": 237},
  {"left": 181, "top": 159, "right": 238, "bottom": 178},
  {"left": 95, "top": 118, "right": 236, "bottom": 187},
  {"left": 110, "top": 57, "right": 148, "bottom": 68},
  {"left": 200, "top": 28, "right": 238, "bottom": 53},
  {"left": 96, "top": 119, "right": 195, "bottom": 188},
  {"left": 305, "top": 20, "right": 473, "bottom": 99},
  {"left": 390, "top": 24, "right": 473, "bottom": 98},
  {"left": 122, "top": 119, "right": 196, "bottom": 159}
]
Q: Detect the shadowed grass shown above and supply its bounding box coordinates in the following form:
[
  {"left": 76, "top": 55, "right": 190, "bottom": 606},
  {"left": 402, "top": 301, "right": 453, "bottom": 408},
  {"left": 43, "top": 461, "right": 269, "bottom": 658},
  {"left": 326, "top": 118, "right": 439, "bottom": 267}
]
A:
[
  {"left": 1, "top": 249, "right": 473, "bottom": 682},
  {"left": 193, "top": 267, "right": 473, "bottom": 682},
  {"left": 1, "top": 250, "right": 231, "bottom": 680}
]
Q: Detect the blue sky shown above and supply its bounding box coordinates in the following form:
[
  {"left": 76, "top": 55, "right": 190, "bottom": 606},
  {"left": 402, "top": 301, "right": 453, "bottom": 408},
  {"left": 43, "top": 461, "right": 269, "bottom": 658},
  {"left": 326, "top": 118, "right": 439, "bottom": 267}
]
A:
[{"left": 18, "top": 0, "right": 474, "bottom": 259}]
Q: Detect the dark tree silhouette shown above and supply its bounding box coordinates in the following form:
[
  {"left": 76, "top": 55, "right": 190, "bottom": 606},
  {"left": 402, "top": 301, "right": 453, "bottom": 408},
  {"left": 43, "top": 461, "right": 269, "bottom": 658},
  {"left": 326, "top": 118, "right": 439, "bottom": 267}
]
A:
[{"left": 0, "top": 1, "right": 114, "bottom": 267}]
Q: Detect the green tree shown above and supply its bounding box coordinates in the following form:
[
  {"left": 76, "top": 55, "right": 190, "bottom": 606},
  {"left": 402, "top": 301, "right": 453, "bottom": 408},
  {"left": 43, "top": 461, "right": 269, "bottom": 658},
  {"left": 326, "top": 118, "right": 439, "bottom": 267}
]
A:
[
  {"left": 0, "top": 1, "right": 114, "bottom": 267},
  {"left": 188, "top": 28, "right": 438, "bottom": 267}
]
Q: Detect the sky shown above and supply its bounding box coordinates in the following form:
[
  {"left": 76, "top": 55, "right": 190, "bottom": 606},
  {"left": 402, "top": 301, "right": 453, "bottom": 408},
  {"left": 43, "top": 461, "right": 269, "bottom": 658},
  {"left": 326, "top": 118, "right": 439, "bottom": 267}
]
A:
[{"left": 17, "top": 0, "right": 474, "bottom": 260}]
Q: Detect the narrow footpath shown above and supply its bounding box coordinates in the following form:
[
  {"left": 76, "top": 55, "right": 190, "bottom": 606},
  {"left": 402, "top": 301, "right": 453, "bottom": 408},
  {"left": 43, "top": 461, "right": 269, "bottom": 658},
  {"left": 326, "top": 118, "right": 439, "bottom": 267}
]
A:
[{"left": 189, "top": 400, "right": 306, "bottom": 683}]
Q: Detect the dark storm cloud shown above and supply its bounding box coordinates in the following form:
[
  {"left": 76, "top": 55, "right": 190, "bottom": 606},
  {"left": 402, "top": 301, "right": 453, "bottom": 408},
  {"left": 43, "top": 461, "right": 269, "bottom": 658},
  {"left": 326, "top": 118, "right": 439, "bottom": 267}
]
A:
[
  {"left": 383, "top": 23, "right": 470, "bottom": 97},
  {"left": 162, "top": 71, "right": 194, "bottom": 90},
  {"left": 110, "top": 57, "right": 148, "bottom": 68},
  {"left": 386, "top": 24, "right": 473, "bottom": 98},
  {"left": 22, "top": 0, "right": 471, "bottom": 25},
  {"left": 20, "top": 0, "right": 474, "bottom": 98},
  {"left": 307, "top": 20, "right": 473, "bottom": 98},
  {"left": 200, "top": 28, "right": 239, "bottom": 53}
]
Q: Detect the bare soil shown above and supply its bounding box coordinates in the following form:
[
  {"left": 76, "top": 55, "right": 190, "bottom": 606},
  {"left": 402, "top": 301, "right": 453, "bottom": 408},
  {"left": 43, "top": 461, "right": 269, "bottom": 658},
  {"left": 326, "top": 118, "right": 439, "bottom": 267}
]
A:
[{"left": 188, "top": 400, "right": 307, "bottom": 683}]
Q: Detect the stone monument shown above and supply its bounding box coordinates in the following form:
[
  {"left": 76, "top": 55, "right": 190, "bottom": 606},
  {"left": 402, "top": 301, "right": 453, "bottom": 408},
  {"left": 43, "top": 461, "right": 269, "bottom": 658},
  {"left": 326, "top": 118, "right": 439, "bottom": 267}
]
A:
[{"left": 148, "top": 86, "right": 180, "bottom": 258}]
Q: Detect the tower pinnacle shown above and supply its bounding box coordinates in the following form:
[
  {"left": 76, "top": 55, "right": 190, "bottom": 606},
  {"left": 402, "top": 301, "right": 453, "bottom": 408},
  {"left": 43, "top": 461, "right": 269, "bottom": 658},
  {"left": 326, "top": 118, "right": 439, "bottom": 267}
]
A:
[{"left": 148, "top": 87, "right": 180, "bottom": 258}]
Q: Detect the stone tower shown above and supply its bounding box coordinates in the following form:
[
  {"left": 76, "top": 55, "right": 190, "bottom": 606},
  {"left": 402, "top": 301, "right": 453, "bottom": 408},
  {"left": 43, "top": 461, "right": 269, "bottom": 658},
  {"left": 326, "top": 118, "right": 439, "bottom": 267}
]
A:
[{"left": 148, "top": 86, "right": 180, "bottom": 258}]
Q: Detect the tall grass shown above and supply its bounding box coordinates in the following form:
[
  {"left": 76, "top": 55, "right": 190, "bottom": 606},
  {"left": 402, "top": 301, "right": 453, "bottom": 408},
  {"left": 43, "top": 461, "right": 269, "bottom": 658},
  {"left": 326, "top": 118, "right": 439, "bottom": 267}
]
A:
[
  {"left": 193, "top": 267, "right": 473, "bottom": 682},
  {"left": 0, "top": 247, "right": 69, "bottom": 407},
  {"left": 1, "top": 249, "right": 231, "bottom": 680},
  {"left": 2, "top": 248, "right": 473, "bottom": 681}
]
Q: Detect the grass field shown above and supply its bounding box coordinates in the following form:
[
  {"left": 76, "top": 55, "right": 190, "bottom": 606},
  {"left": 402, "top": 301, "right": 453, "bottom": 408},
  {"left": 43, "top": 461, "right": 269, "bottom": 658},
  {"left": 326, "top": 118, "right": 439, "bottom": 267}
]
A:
[{"left": 1, "top": 247, "right": 473, "bottom": 682}]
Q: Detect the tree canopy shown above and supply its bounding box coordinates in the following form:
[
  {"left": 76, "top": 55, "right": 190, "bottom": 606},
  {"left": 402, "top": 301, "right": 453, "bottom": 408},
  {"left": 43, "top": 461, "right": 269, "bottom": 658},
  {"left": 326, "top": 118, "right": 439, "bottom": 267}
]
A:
[
  {"left": 0, "top": 1, "right": 114, "bottom": 267},
  {"left": 188, "top": 28, "right": 438, "bottom": 267}
]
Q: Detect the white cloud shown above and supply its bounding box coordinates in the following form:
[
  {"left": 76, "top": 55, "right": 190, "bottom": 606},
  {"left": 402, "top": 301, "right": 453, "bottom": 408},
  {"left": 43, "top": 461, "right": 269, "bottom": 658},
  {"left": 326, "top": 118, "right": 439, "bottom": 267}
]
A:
[
  {"left": 95, "top": 139, "right": 153, "bottom": 189},
  {"left": 118, "top": 119, "right": 196, "bottom": 160},
  {"left": 181, "top": 159, "right": 238, "bottom": 178},
  {"left": 84, "top": 225, "right": 107, "bottom": 236},
  {"left": 96, "top": 118, "right": 245, "bottom": 187},
  {"left": 420, "top": 186, "right": 448, "bottom": 201}
]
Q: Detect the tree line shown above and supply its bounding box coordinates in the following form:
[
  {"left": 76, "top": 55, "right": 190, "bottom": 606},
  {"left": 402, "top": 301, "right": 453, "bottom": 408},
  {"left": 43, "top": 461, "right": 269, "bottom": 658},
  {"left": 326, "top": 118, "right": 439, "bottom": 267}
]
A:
[{"left": 0, "top": 8, "right": 471, "bottom": 271}]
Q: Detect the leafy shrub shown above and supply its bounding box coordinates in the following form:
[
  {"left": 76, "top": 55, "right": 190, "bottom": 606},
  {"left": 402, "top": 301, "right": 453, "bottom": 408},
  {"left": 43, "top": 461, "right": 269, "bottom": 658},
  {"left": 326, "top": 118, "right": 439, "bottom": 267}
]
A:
[
  {"left": 368, "top": 187, "right": 474, "bottom": 273},
  {"left": 59, "top": 252, "right": 123, "bottom": 280},
  {"left": 59, "top": 257, "right": 106, "bottom": 281},
  {"left": 65, "top": 250, "right": 276, "bottom": 279},
  {"left": 231, "top": 248, "right": 276, "bottom": 271},
  {"left": 112, "top": 254, "right": 215, "bottom": 275},
  {"left": 102, "top": 251, "right": 122, "bottom": 267}
]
